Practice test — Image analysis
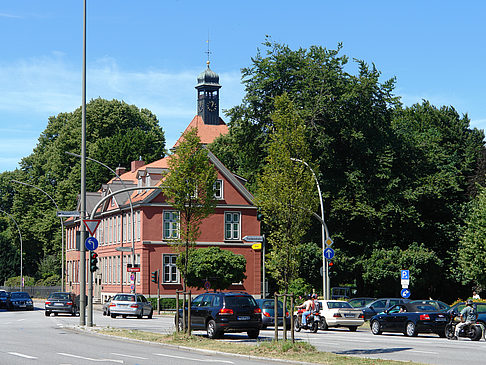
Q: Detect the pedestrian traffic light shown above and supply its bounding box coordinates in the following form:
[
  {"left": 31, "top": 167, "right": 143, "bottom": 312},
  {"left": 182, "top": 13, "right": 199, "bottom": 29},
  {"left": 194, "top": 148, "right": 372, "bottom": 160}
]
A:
[
  {"left": 151, "top": 270, "right": 158, "bottom": 283},
  {"left": 89, "top": 251, "right": 98, "bottom": 272}
]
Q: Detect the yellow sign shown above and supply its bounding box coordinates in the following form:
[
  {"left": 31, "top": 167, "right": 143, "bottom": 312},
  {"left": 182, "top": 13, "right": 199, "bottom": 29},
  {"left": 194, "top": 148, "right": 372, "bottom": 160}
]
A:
[
  {"left": 251, "top": 243, "right": 262, "bottom": 250},
  {"left": 325, "top": 238, "right": 333, "bottom": 246}
]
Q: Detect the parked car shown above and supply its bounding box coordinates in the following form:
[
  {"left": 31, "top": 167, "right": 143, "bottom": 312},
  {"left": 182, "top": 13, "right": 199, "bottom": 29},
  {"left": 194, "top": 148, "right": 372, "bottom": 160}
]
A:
[
  {"left": 109, "top": 293, "right": 153, "bottom": 319},
  {"left": 102, "top": 296, "right": 113, "bottom": 316},
  {"left": 359, "top": 298, "right": 410, "bottom": 320},
  {"left": 331, "top": 286, "right": 357, "bottom": 300},
  {"left": 449, "top": 301, "right": 486, "bottom": 327},
  {"left": 0, "top": 290, "right": 9, "bottom": 309},
  {"left": 45, "top": 292, "right": 78, "bottom": 316},
  {"left": 176, "top": 292, "right": 262, "bottom": 339},
  {"left": 255, "top": 299, "right": 290, "bottom": 329},
  {"left": 409, "top": 299, "right": 450, "bottom": 312},
  {"left": 318, "top": 300, "right": 364, "bottom": 331},
  {"left": 6, "top": 292, "right": 34, "bottom": 311},
  {"left": 347, "top": 297, "right": 376, "bottom": 308},
  {"left": 370, "top": 302, "right": 448, "bottom": 337}
]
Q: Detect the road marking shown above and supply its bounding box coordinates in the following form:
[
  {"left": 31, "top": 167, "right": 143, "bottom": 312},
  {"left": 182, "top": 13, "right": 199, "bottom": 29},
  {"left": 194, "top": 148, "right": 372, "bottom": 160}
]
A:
[
  {"left": 58, "top": 353, "right": 124, "bottom": 363},
  {"left": 8, "top": 352, "right": 37, "bottom": 359},
  {"left": 409, "top": 350, "right": 438, "bottom": 354},
  {"left": 154, "top": 353, "right": 234, "bottom": 363},
  {"left": 17, "top": 319, "right": 26, "bottom": 322},
  {"left": 111, "top": 353, "right": 148, "bottom": 360}
]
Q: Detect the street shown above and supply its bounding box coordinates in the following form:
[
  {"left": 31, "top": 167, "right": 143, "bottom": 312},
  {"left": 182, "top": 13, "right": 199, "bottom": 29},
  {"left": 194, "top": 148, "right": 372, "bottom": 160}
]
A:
[{"left": 3, "top": 304, "right": 486, "bottom": 365}]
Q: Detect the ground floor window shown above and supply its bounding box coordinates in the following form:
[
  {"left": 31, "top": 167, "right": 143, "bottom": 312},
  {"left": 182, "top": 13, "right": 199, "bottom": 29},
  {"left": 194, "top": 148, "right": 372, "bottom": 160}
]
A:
[{"left": 163, "top": 254, "right": 179, "bottom": 283}]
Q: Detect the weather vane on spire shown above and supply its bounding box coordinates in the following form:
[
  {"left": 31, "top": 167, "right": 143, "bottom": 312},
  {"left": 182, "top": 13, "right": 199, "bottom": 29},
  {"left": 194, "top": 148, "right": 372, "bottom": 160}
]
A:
[{"left": 205, "top": 33, "right": 212, "bottom": 67}]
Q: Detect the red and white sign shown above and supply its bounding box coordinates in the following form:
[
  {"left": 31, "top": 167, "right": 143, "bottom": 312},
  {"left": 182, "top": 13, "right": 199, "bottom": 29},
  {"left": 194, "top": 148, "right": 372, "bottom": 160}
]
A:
[
  {"left": 127, "top": 267, "right": 140, "bottom": 272},
  {"left": 83, "top": 219, "right": 101, "bottom": 236}
]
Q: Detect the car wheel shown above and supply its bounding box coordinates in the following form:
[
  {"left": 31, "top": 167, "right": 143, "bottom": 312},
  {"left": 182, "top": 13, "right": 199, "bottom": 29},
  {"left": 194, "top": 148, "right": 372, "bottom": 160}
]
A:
[
  {"left": 148, "top": 309, "right": 153, "bottom": 319},
  {"left": 371, "top": 320, "right": 382, "bottom": 335},
  {"left": 111, "top": 313, "right": 117, "bottom": 318},
  {"left": 444, "top": 323, "right": 454, "bottom": 339},
  {"left": 247, "top": 330, "right": 260, "bottom": 339},
  {"left": 320, "top": 318, "right": 329, "bottom": 330},
  {"left": 348, "top": 326, "right": 358, "bottom": 332},
  {"left": 53, "top": 312, "right": 58, "bottom": 316},
  {"left": 405, "top": 321, "right": 417, "bottom": 337},
  {"left": 137, "top": 313, "right": 142, "bottom": 319},
  {"left": 207, "top": 319, "right": 220, "bottom": 339},
  {"left": 436, "top": 331, "right": 446, "bottom": 338},
  {"left": 45, "top": 311, "right": 50, "bottom": 317}
]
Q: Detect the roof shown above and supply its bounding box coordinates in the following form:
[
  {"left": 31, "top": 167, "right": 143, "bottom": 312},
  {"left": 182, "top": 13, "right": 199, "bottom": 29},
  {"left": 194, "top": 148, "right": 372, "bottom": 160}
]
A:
[{"left": 173, "top": 115, "right": 228, "bottom": 148}]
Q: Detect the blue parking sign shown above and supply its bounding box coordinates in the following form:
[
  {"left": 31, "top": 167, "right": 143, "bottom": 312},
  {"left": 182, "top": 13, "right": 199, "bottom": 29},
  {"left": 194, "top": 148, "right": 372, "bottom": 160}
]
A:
[{"left": 401, "top": 270, "right": 409, "bottom": 280}]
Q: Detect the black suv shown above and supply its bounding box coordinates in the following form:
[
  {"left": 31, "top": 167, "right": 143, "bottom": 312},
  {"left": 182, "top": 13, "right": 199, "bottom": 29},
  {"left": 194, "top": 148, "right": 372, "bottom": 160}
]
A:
[{"left": 177, "top": 292, "right": 262, "bottom": 339}]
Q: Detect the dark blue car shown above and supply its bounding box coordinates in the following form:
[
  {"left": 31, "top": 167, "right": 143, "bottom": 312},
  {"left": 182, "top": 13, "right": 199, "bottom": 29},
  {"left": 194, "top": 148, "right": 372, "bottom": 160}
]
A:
[
  {"left": 6, "top": 292, "right": 34, "bottom": 311},
  {"left": 0, "top": 290, "right": 10, "bottom": 309}
]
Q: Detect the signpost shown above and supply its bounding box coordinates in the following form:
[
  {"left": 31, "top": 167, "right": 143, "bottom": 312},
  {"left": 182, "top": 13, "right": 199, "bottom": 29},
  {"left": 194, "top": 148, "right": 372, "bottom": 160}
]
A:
[
  {"left": 242, "top": 235, "right": 264, "bottom": 242},
  {"left": 251, "top": 243, "right": 262, "bottom": 250},
  {"left": 85, "top": 237, "right": 98, "bottom": 251},
  {"left": 83, "top": 219, "right": 101, "bottom": 237},
  {"left": 400, "top": 269, "right": 410, "bottom": 295},
  {"left": 401, "top": 288, "right": 411, "bottom": 299},
  {"left": 323, "top": 247, "right": 335, "bottom": 260}
]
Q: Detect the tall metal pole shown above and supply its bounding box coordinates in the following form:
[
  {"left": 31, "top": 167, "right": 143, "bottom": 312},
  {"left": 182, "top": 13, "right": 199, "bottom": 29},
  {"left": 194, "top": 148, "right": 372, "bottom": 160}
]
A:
[
  {"left": 290, "top": 158, "right": 329, "bottom": 300},
  {"left": 0, "top": 210, "right": 22, "bottom": 291},
  {"left": 80, "top": 0, "right": 87, "bottom": 326},
  {"left": 10, "top": 180, "right": 65, "bottom": 291}
]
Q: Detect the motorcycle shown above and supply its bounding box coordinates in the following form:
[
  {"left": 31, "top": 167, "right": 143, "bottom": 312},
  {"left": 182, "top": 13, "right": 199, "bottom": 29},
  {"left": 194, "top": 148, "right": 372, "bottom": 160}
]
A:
[
  {"left": 294, "top": 308, "right": 320, "bottom": 333},
  {"left": 445, "top": 311, "right": 483, "bottom": 341}
]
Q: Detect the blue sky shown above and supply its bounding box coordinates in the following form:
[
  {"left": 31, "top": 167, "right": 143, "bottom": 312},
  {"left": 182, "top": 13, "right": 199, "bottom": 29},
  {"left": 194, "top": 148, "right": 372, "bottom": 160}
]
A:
[{"left": 1, "top": 1, "right": 485, "bottom": 173}]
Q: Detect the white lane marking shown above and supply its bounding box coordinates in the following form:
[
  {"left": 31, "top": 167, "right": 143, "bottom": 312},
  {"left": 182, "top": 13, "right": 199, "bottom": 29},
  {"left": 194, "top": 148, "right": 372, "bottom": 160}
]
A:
[
  {"left": 58, "top": 353, "right": 124, "bottom": 363},
  {"left": 154, "top": 353, "right": 234, "bottom": 363},
  {"left": 111, "top": 352, "right": 148, "bottom": 360},
  {"left": 409, "top": 350, "right": 439, "bottom": 354},
  {"left": 8, "top": 352, "right": 37, "bottom": 359},
  {"left": 17, "top": 319, "right": 26, "bottom": 322}
]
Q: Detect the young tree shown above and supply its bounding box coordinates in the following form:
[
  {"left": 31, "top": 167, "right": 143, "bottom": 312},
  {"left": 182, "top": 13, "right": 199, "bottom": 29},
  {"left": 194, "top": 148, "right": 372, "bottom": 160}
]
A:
[
  {"left": 256, "top": 94, "right": 318, "bottom": 293},
  {"left": 163, "top": 128, "right": 217, "bottom": 291},
  {"left": 185, "top": 247, "right": 247, "bottom": 291}
]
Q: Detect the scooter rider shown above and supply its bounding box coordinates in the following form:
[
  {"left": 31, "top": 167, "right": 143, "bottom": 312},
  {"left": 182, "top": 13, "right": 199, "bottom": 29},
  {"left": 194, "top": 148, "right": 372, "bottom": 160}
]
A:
[
  {"left": 298, "top": 294, "right": 314, "bottom": 327},
  {"left": 452, "top": 299, "right": 477, "bottom": 340}
]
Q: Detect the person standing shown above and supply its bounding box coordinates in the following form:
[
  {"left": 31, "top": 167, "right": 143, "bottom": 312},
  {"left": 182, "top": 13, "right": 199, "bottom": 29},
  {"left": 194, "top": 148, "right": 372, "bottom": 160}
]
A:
[{"left": 473, "top": 290, "right": 481, "bottom": 299}]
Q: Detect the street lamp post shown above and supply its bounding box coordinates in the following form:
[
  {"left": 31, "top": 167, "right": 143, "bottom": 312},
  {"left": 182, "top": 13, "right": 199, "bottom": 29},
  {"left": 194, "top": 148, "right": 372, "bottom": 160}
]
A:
[
  {"left": 0, "top": 209, "right": 23, "bottom": 291},
  {"left": 11, "top": 180, "right": 65, "bottom": 291},
  {"left": 290, "top": 158, "right": 330, "bottom": 300}
]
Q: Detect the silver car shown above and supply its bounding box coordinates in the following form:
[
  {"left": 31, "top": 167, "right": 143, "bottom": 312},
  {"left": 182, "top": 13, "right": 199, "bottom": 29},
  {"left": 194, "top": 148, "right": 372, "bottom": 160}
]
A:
[{"left": 109, "top": 293, "right": 153, "bottom": 319}]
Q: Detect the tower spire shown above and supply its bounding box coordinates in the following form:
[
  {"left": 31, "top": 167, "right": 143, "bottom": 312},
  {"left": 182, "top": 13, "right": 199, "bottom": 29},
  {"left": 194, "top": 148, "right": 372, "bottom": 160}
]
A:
[{"left": 205, "top": 34, "right": 212, "bottom": 66}]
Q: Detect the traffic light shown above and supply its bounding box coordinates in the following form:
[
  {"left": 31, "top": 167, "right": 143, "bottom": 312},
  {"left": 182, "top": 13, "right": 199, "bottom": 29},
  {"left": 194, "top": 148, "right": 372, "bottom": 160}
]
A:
[
  {"left": 151, "top": 271, "right": 158, "bottom": 283},
  {"left": 89, "top": 251, "right": 98, "bottom": 272},
  {"left": 328, "top": 260, "right": 334, "bottom": 270}
]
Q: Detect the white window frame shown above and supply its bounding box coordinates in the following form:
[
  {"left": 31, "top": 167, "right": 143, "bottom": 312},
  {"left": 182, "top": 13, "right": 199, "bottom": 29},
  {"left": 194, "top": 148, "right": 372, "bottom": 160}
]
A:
[
  {"left": 163, "top": 210, "right": 180, "bottom": 240},
  {"left": 214, "top": 179, "right": 223, "bottom": 199},
  {"left": 224, "top": 211, "right": 241, "bottom": 240},
  {"left": 162, "top": 254, "right": 180, "bottom": 284}
]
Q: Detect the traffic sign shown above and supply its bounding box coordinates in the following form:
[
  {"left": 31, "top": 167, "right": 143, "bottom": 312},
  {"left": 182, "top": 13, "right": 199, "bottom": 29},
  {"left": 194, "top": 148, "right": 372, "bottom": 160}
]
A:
[
  {"left": 251, "top": 243, "right": 262, "bottom": 250},
  {"left": 127, "top": 267, "right": 140, "bottom": 272},
  {"left": 130, "top": 285, "right": 134, "bottom": 290},
  {"left": 325, "top": 238, "right": 333, "bottom": 246},
  {"left": 323, "top": 247, "right": 335, "bottom": 260},
  {"left": 130, "top": 274, "right": 135, "bottom": 281},
  {"left": 85, "top": 236, "right": 99, "bottom": 251},
  {"left": 56, "top": 211, "right": 80, "bottom": 217},
  {"left": 204, "top": 280, "right": 211, "bottom": 290},
  {"left": 242, "top": 235, "right": 264, "bottom": 242},
  {"left": 401, "top": 288, "right": 411, "bottom": 299},
  {"left": 84, "top": 219, "right": 101, "bottom": 236},
  {"left": 401, "top": 270, "right": 409, "bottom": 280}
]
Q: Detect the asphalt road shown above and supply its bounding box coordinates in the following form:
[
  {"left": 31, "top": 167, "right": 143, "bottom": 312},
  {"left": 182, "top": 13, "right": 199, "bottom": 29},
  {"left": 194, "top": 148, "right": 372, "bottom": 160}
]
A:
[{"left": 4, "top": 304, "right": 486, "bottom": 365}]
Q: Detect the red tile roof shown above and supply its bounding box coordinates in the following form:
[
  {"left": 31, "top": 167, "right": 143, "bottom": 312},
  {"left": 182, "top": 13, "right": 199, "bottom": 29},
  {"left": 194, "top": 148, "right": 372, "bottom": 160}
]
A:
[{"left": 173, "top": 115, "right": 228, "bottom": 148}]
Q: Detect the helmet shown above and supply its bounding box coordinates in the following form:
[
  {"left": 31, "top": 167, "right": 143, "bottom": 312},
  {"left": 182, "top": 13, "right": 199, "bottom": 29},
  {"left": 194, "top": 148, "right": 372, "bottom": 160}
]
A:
[{"left": 467, "top": 299, "right": 474, "bottom": 305}]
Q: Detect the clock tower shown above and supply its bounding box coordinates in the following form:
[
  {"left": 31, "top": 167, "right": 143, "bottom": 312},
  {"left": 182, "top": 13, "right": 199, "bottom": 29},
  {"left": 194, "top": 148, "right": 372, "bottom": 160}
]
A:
[{"left": 196, "top": 61, "right": 221, "bottom": 125}]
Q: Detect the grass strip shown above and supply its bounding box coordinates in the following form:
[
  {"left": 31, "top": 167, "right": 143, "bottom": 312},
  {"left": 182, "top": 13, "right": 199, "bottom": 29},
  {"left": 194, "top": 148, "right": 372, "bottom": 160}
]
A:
[{"left": 94, "top": 328, "right": 422, "bottom": 365}]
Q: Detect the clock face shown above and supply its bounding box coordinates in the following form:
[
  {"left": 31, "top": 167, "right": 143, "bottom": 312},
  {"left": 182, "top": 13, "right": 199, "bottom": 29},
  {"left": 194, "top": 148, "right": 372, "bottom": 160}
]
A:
[{"left": 207, "top": 100, "right": 217, "bottom": 112}]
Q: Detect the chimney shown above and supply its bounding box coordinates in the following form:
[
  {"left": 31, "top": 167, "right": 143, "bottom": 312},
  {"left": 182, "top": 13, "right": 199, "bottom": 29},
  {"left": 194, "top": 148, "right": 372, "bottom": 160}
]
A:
[
  {"left": 131, "top": 159, "right": 145, "bottom": 171},
  {"left": 115, "top": 166, "right": 126, "bottom": 176}
]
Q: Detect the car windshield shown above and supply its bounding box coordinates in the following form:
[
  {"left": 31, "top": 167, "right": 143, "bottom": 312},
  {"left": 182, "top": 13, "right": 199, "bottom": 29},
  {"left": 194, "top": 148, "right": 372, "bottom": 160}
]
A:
[
  {"left": 11, "top": 292, "right": 30, "bottom": 299},
  {"left": 49, "top": 293, "right": 70, "bottom": 300},
  {"left": 225, "top": 295, "right": 257, "bottom": 307},
  {"left": 258, "top": 300, "right": 283, "bottom": 309},
  {"left": 327, "top": 301, "right": 353, "bottom": 309},
  {"left": 114, "top": 294, "right": 135, "bottom": 302}
]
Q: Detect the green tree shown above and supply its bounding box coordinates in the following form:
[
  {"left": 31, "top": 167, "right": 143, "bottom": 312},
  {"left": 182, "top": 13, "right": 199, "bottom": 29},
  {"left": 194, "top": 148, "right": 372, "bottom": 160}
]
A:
[
  {"left": 256, "top": 94, "right": 318, "bottom": 293},
  {"left": 163, "top": 128, "right": 217, "bottom": 291},
  {"left": 185, "top": 247, "right": 247, "bottom": 291},
  {"left": 0, "top": 98, "right": 166, "bottom": 281}
]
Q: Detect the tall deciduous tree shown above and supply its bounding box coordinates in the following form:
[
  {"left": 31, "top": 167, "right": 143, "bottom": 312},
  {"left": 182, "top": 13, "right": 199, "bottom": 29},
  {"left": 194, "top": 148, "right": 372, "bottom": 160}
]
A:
[
  {"left": 256, "top": 94, "right": 318, "bottom": 293},
  {"left": 163, "top": 128, "right": 217, "bottom": 291}
]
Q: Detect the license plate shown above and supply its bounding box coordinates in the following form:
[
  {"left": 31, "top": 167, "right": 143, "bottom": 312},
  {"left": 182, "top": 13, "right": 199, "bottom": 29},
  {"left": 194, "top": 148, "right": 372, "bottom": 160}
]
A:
[
  {"left": 54, "top": 303, "right": 63, "bottom": 306},
  {"left": 238, "top": 316, "right": 250, "bottom": 321},
  {"left": 344, "top": 314, "right": 355, "bottom": 318},
  {"left": 19, "top": 304, "right": 26, "bottom": 307},
  {"left": 436, "top": 317, "right": 446, "bottom": 321}
]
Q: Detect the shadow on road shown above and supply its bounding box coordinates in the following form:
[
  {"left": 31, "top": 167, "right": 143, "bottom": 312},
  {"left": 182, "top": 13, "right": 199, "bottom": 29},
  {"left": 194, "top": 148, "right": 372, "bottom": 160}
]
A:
[{"left": 335, "top": 347, "right": 412, "bottom": 355}]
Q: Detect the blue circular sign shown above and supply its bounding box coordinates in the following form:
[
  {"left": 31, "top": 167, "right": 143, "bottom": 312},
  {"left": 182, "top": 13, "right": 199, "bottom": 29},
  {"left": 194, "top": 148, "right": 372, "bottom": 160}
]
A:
[
  {"left": 85, "top": 236, "right": 99, "bottom": 251},
  {"left": 323, "top": 247, "right": 335, "bottom": 260},
  {"left": 401, "top": 288, "right": 411, "bottom": 299}
]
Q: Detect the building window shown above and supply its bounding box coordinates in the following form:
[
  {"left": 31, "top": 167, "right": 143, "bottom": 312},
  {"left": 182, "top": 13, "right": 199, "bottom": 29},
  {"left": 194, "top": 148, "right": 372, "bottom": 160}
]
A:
[
  {"left": 163, "top": 211, "right": 179, "bottom": 240},
  {"left": 225, "top": 212, "right": 241, "bottom": 240},
  {"left": 214, "top": 179, "right": 223, "bottom": 199},
  {"left": 163, "top": 254, "right": 179, "bottom": 283}
]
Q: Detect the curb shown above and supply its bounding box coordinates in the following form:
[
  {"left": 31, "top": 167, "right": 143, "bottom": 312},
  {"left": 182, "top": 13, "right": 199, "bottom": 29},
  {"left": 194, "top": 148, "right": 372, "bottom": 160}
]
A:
[{"left": 67, "top": 325, "right": 317, "bottom": 365}]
